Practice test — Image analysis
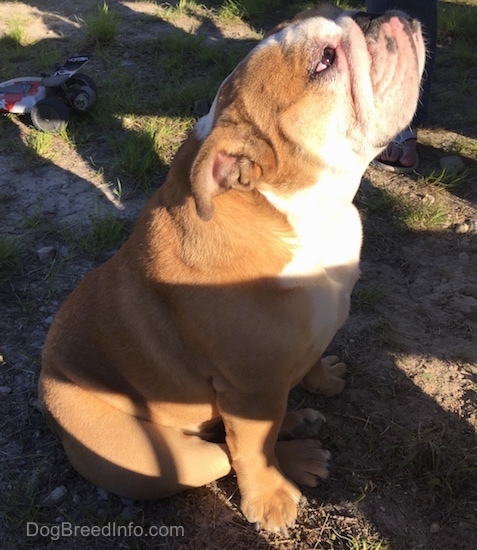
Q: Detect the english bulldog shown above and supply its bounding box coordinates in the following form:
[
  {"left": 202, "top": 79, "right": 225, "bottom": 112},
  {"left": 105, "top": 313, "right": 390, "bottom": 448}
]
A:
[{"left": 39, "top": 5, "right": 425, "bottom": 533}]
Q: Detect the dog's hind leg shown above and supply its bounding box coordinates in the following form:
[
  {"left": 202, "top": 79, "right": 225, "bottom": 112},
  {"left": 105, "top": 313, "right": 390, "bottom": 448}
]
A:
[
  {"left": 301, "top": 355, "right": 347, "bottom": 396},
  {"left": 40, "top": 381, "right": 232, "bottom": 500}
]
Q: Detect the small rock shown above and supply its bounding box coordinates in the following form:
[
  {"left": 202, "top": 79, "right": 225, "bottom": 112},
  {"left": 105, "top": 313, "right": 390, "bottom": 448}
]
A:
[
  {"left": 43, "top": 206, "right": 57, "bottom": 217},
  {"left": 44, "top": 485, "right": 68, "bottom": 505},
  {"left": 29, "top": 397, "right": 43, "bottom": 412},
  {"left": 422, "top": 194, "right": 435, "bottom": 204},
  {"left": 97, "top": 487, "right": 109, "bottom": 500},
  {"left": 121, "top": 507, "right": 136, "bottom": 521},
  {"left": 439, "top": 155, "right": 465, "bottom": 174},
  {"left": 458, "top": 252, "right": 469, "bottom": 262},
  {"left": 430, "top": 522, "right": 440, "bottom": 534},
  {"left": 36, "top": 246, "right": 57, "bottom": 263},
  {"left": 0, "top": 385, "right": 12, "bottom": 396},
  {"left": 468, "top": 219, "right": 477, "bottom": 234},
  {"left": 453, "top": 293, "right": 477, "bottom": 314},
  {"left": 455, "top": 222, "right": 469, "bottom": 234},
  {"left": 14, "top": 374, "right": 31, "bottom": 391}
]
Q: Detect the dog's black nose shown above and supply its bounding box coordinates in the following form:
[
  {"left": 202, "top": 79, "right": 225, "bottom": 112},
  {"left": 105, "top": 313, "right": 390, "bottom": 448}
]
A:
[
  {"left": 352, "top": 11, "right": 381, "bottom": 33},
  {"left": 353, "top": 10, "right": 416, "bottom": 35}
]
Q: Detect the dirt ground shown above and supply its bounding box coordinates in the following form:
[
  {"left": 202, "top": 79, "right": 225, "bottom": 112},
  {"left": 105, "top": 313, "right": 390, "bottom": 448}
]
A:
[{"left": 0, "top": 1, "right": 476, "bottom": 549}]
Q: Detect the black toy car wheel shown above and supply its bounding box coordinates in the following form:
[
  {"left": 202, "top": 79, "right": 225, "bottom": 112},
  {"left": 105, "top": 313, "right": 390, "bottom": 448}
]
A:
[
  {"left": 68, "top": 73, "right": 98, "bottom": 93},
  {"left": 66, "top": 73, "right": 98, "bottom": 112},
  {"left": 72, "top": 86, "right": 96, "bottom": 113},
  {"left": 31, "top": 97, "right": 70, "bottom": 132}
]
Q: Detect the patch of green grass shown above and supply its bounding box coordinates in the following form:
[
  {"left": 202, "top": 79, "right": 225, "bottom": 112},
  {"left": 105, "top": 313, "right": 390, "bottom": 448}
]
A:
[
  {"left": 77, "top": 211, "right": 130, "bottom": 259},
  {"left": 438, "top": 2, "right": 477, "bottom": 44},
  {"left": 372, "top": 318, "right": 405, "bottom": 350},
  {"left": 24, "top": 130, "right": 55, "bottom": 162},
  {"left": 109, "top": 116, "right": 193, "bottom": 190},
  {"left": 335, "top": 0, "right": 366, "bottom": 10},
  {"left": 352, "top": 286, "right": 385, "bottom": 313},
  {"left": 153, "top": 116, "right": 194, "bottom": 165},
  {"left": 95, "top": 65, "right": 141, "bottom": 122},
  {"left": 1, "top": 468, "right": 44, "bottom": 529},
  {"left": 402, "top": 198, "right": 448, "bottom": 232},
  {"left": 0, "top": 237, "right": 23, "bottom": 283},
  {"left": 419, "top": 166, "right": 470, "bottom": 190},
  {"left": 453, "top": 38, "right": 475, "bottom": 65},
  {"left": 83, "top": 2, "right": 121, "bottom": 47},
  {"left": 359, "top": 186, "right": 448, "bottom": 232},
  {"left": 387, "top": 423, "right": 477, "bottom": 499},
  {"left": 219, "top": 0, "right": 287, "bottom": 22},
  {"left": 109, "top": 121, "right": 161, "bottom": 190},
  {"left": 329, "top": 529, "right": 391, "bottom": 550},
  {"left": 3, "top": 16, "right": 29, "bottom": 48},
  {"left": 357, "top": 187, "right": 402, "bottom": 215},
  {"left": 35, "top": 43, "right": 62, "bottom": 73},
  {"left": 22, "top": 210, "right": 57, "bottom": 236},
  {"left": 150, "top": 31, "right": 250, "bottom": 113},
  {"left": 163, "top": 0, "right": 202, "bottom": 18},
  {"left": 217, "top": 0, "right": 247, "bottom": 24}
]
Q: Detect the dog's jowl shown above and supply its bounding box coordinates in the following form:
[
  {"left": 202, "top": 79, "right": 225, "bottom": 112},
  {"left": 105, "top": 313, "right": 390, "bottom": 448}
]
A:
[{"left": 39, "top": 6, "right": 425, "bottom": 533}]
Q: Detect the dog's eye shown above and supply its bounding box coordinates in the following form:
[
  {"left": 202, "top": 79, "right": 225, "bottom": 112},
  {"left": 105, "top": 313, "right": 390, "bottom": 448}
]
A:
[{"left": 315, "top": 47, "right": 336, "bottom": 73}]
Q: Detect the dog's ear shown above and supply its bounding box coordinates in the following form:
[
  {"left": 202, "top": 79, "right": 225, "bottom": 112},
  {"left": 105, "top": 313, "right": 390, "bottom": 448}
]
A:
[{"left": 190, "top": 132, "right": 276, "bottom": 221}]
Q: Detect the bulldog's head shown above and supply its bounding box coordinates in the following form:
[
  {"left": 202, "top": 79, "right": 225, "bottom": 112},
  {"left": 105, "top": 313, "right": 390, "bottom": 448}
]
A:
[{"left": 191, "top": 6, "right": 426, "bottom": 220}]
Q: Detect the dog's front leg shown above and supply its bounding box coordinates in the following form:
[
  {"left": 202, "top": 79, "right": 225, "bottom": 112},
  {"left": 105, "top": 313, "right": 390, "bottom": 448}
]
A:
[{"left": 216, "top": 388, "right": 301, "bottom": 533}]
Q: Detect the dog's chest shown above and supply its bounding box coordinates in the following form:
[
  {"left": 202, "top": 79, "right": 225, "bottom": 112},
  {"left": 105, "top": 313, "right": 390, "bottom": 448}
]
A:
[{"left": 261, "top": 181, "right": 362, "bottom": 351}]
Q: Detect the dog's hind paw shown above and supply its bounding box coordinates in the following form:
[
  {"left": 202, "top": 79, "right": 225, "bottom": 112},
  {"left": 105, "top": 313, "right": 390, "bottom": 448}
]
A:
[
  {"left": 279, "top": 408, "right": 326, "bottom": 440},
  {"left": 302, "top": 355, "right": 347, "bottom": 396},
  {"left": 276, "top": 438, "right": 331, "bottom": 486}
]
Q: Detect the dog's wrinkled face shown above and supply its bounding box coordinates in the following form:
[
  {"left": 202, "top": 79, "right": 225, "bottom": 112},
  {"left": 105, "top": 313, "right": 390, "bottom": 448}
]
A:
[{"left": 192, "top": 6, "right": 425, "bottom": 220}]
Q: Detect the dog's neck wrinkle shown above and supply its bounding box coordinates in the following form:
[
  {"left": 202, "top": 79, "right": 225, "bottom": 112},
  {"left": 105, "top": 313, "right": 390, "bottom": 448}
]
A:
[
  {"left": 178, "top": 190, "right": 294, "bottom": 281},
  {"left": 139, "top": 185, "right": 294, "bottom": 285}
]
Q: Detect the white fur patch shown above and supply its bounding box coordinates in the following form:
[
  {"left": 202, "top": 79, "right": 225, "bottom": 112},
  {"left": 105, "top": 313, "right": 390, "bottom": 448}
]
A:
[
  {"left": 261, "top": 177, "right": 362, "bottom": 355},
  {"left": 260, "top": 173, "right": 362, "bottom": 288},
  {"left": 194, "top": 73, "right": 232, "bottom": 140},
  {"left": 194, "top": 94, "right": 218, "bottom": 140}
]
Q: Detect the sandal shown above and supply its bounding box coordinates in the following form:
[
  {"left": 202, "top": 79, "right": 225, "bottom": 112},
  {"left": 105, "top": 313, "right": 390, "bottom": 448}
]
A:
[{"left": 371, "top": 128, "right": 419, "bottom": 173}]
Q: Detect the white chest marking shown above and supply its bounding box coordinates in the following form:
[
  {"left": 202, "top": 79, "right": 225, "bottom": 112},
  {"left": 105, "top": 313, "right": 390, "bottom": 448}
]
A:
[
  {"left": 261, "top": 177, "right": 362, "bottom": 289},
  {"left": 261, "top": 180, "right": 363, "bottom": 355}
]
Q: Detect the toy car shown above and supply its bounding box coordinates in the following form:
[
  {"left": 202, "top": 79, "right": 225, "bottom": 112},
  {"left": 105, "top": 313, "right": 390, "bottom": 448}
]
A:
[{"left": 0, "top": 55, "right": 97, "bottom": 132}]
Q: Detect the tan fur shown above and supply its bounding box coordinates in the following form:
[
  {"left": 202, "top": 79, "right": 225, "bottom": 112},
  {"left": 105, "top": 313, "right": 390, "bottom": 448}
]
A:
[{"left": 39, "top": 6, "right": 425, "bottom": 532}]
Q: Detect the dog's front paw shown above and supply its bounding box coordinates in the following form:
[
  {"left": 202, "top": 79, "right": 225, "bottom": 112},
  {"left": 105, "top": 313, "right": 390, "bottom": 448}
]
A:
[
  {"left": 240, "top": 470, "right": 301, "bottom": 533},
  {"left": 303, "top": 355, "right": 347, "bottom": 397}
]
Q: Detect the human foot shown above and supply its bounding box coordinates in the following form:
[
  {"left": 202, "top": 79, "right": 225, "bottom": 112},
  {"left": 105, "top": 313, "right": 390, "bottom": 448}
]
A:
[{"left": 372, "top": 128, "right": 419, "bottom": 173}]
